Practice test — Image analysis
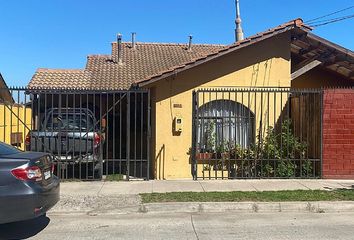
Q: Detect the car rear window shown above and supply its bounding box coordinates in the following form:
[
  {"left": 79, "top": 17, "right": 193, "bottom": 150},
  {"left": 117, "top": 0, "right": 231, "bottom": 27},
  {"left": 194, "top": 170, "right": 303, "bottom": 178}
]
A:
[
  {"left": 45, "top": 113, "right": 95, "bottom": 131},
  {"left": 0, "top": 142, "right": 21, "bottom": 155}
]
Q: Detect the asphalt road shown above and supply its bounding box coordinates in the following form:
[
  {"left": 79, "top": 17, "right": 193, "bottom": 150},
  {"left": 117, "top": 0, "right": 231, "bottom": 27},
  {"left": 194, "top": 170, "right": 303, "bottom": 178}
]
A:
[{"left": 1, "top": 212, "right": 354, "bottom": 240}]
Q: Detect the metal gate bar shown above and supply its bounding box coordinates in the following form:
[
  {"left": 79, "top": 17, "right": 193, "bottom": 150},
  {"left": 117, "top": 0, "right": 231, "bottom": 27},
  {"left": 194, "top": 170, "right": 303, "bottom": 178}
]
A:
[
  {"left": 192, "top": 88, "right": 322, "bottom": 180},
  {"left": 0, "top": 87, "right": 150, "bottom": 181}
]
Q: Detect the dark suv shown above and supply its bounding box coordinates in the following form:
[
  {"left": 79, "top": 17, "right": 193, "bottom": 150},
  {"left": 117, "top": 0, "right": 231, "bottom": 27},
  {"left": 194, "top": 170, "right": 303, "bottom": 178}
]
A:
[{"left": 25, "top": 108, "right": 104, "bottom": 166}]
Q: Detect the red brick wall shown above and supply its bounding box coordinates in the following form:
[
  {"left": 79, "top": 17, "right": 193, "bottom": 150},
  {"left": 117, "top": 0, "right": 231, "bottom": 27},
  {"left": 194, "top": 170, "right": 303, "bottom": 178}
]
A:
[{"left": 322, "top": 89, "right": 354, "bottom": 179}]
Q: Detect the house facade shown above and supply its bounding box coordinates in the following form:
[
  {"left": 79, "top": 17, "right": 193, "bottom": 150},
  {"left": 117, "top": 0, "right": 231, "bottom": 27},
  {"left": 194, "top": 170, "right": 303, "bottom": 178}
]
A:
[{"left": 26, "top": 19, "right": 354, "bottom": 180}]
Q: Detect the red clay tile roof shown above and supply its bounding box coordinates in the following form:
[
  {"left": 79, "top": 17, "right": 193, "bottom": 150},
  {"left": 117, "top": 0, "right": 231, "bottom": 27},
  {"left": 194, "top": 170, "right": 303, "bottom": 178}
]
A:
[
  {"left": 28, "top": 43, "right": 225, "bottom": 89},
  {"left": 29, "top": 69, "right": 92, "bottom": 89},
  {"left": 30, "top": 18, "right": 353, "bottom": 89},
  {"left": 28, "top": 19, "right": 306, "bottom": 89},
  {"left": 28, "top": 18, "right": 309, "bottom": 89},
  {"left": 137, "top": 18, "right": 312, "bottom": 86},
  {"left": 137, "top": 19, "right": 353, "bottom": 85}
]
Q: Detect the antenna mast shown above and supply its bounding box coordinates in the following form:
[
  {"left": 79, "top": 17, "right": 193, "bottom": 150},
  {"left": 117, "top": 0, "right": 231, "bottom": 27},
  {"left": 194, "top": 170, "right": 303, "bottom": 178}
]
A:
[{"left": 235, "top": 0, "right": 244, "bottom": 42}]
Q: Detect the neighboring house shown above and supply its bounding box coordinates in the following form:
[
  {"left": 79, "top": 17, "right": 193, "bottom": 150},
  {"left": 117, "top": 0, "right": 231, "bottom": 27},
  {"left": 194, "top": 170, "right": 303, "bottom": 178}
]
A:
[
  {"left": 0, "top": 73, "right": 32, "bottom": 149},
  {"left": 28, "top": 18, "right": 354, "bottom": 179}
]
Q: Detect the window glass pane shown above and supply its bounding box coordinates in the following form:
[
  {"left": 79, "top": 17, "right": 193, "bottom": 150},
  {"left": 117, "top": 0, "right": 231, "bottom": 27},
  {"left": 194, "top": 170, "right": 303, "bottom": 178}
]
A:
[
  {"left": 197, "top": 100, "right": 254, "bottom": 152},
  {"left": 0, "top": 142, "right": 21, "bottom": 155},
  {"left": 46, "top": 112, "right": 94, "bottom": 131}
]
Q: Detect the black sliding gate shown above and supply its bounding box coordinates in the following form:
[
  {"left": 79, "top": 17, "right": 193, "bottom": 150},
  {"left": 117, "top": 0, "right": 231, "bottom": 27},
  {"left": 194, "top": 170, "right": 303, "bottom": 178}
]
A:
[
  {"left": 0, "top": 88, "right": 150, "bottom": 180},
  {"left": 192, "top": 88, "right": 322, "bottom": 180}
]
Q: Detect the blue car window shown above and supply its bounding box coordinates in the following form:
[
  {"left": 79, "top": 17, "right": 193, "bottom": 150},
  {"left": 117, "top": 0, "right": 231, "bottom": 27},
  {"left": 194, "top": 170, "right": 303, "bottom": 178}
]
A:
[{"left": 0, "top": 142, "right": 21, "bottom": 155}]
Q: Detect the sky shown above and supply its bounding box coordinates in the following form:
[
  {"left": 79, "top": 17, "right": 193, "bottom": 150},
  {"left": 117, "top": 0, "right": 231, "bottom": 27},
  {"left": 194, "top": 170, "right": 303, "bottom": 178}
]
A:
[{"left": 0, "top": 0, "right": 353, "bottom": 86}]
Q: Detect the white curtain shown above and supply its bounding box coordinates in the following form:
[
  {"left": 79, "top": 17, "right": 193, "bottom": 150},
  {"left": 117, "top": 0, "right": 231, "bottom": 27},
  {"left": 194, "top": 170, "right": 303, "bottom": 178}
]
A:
[{"left": 197, "top": 100, "right": 254, "bottom": 151}]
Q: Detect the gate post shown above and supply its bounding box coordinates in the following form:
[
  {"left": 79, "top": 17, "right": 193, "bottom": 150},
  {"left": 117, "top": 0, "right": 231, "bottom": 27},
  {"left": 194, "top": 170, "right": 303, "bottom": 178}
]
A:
[
  {"left": 320, "top": 89, "right": 324, "bottom": 179},
  {"left": 147, "top": 90, "right": 151, "bottom": 180},
  {"left": 126, "top": 92, "right": 131, "bottom": 180},
  {"left": 191, "top": 91, "right": 198, "bottom": 180}
]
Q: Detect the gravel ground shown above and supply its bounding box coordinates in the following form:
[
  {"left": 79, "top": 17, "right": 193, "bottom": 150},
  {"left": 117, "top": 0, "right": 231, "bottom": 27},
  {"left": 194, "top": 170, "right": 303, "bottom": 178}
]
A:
[{"left": 50, "top": 194, "right": 141, "bottom": 213}]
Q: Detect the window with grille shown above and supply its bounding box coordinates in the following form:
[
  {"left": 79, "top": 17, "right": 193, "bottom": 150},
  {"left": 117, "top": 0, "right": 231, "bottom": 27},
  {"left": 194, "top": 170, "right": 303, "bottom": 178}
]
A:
[{"left": 197, "top": 100, "right": 255, "bottom": 152}]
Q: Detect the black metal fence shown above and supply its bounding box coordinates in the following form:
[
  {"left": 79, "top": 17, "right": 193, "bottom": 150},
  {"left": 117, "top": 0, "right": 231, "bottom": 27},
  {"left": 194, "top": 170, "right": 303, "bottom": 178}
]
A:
[
  {"left": 0, "top": 87, "right": 150, "bottom": 180},
  {"left": 192, "top": 88, "right": 322, "bottom": 180}
]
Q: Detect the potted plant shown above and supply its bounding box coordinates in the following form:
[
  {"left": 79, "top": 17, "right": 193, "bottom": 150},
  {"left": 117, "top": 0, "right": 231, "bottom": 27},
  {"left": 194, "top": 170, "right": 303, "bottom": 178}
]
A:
[
  {"left": 212, "top": 141, "right": 231, "bottom": 171},
  {"left": 196, "top": 121, "right": 215, "bottom": 161}
]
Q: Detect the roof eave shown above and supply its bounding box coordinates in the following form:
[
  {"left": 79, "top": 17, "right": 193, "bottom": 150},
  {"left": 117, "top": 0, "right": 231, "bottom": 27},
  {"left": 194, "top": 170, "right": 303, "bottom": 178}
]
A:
[{"left": 306, "top": 32, "right": 354, "bottom": 58}]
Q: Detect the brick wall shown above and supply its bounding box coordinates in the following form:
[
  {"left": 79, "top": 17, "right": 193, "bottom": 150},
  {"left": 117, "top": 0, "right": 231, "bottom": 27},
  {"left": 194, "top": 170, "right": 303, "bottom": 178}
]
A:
[{"left": 322, "top": 89, "right": 354, "bottom": 179}]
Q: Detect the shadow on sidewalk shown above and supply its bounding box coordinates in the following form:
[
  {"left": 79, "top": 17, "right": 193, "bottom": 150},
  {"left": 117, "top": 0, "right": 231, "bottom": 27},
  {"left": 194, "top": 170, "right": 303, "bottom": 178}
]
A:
[{"left": 0, "top": 215, "right": 50, "bottom": 239}]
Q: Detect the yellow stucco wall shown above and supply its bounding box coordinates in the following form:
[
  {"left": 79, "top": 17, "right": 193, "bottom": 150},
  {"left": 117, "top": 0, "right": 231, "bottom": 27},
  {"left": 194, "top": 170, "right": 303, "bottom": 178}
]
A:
[
  {"left": 147, "top": 32, "right": 292, "bottom": 179},
  {"left": 0, "top": 104, "right": 32, "bottom": 150}
]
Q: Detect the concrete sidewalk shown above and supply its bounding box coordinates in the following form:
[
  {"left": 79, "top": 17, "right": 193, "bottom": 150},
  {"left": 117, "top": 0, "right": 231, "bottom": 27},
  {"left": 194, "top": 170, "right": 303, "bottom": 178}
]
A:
[
  {"left": 50, "top": 179, "right": 354, "bottom": 214},
  {"left": 60, "top": 179, "right": 354, "bottom": 196}
]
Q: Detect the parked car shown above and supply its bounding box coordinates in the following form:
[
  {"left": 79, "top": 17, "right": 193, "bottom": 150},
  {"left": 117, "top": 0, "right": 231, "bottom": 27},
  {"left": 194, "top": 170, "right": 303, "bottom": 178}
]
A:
[
  {"left": 25, "top": 108, "right": 105, "bottom": 167},
  {"left": 0, "top": 141, "right": 60, "bottom": 224}
]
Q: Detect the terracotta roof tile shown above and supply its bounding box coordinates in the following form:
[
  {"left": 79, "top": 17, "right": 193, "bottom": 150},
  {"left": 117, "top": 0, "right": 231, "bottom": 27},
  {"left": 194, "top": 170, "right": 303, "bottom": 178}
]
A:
[
  {"left": 137, "top": 18, "right": 312, "bottom": 85},
  {"left": 28, "top": 18, "right": 313, "bottom": 89},
  {"left": 28, "top": 68, "right": 93, "bottom": 89},
  {"left": 29, "top": 43, "right": 225, "bottom": 89}
]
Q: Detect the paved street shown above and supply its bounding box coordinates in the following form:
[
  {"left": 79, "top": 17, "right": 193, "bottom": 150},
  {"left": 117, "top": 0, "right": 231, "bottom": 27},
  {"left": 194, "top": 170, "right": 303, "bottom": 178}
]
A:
[{"left": 1, "top": 212, "right": 354, "bottom": 240}]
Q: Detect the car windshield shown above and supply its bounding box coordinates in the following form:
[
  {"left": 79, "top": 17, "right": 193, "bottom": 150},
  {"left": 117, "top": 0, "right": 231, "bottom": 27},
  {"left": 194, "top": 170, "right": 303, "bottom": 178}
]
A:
[
  {"left": 46, "top": 113, "right": 95, "bottom": 131},
  {"left": 0, "top": 142, "right": 21, "bottom": 155}
]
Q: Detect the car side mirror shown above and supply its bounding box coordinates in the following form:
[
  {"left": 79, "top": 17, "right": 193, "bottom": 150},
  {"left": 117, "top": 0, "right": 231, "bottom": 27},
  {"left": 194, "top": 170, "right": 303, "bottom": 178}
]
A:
[{"left": 55, "top": 116, "right": 63, "bottom": 125}]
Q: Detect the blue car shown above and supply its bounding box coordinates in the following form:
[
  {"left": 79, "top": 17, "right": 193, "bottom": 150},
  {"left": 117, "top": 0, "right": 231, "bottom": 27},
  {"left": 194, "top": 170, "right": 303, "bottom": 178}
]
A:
[{"left": 0, "top": 142, "right": 60, "bottom": 224}]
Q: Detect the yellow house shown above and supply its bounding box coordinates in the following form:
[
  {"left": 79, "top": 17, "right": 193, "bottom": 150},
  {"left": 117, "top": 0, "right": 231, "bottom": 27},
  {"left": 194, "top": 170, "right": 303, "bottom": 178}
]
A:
[
  {"left": 136, "top": 19, "right": 353, "bottom": 179},
  {"left": 0, "top": 104, "right": 32, "bottom": 150},
  {"left": 28, "top": 18, "right": 354, "bottom": 180}
]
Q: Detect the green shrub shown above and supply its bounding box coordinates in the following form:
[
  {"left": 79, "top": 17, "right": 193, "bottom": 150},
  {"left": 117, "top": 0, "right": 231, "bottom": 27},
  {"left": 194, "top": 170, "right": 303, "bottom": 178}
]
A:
[
  {"left": 276, "top": 161, "right": 296, "bottom": 177},
  {"left": 301, "top": 160, "right": 313, "bottom": 177},
  {"left": 262, "top": 163, "right": 275, "bottom": 177},
  {"left": 198, "top": 118, "right": 314, "bottom": 178}
]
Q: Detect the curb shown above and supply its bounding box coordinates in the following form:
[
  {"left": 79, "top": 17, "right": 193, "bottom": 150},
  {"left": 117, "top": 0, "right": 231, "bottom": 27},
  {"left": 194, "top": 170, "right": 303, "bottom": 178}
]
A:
[{"left": 48, "top": 201, "right": 354, "bottom": 215}]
